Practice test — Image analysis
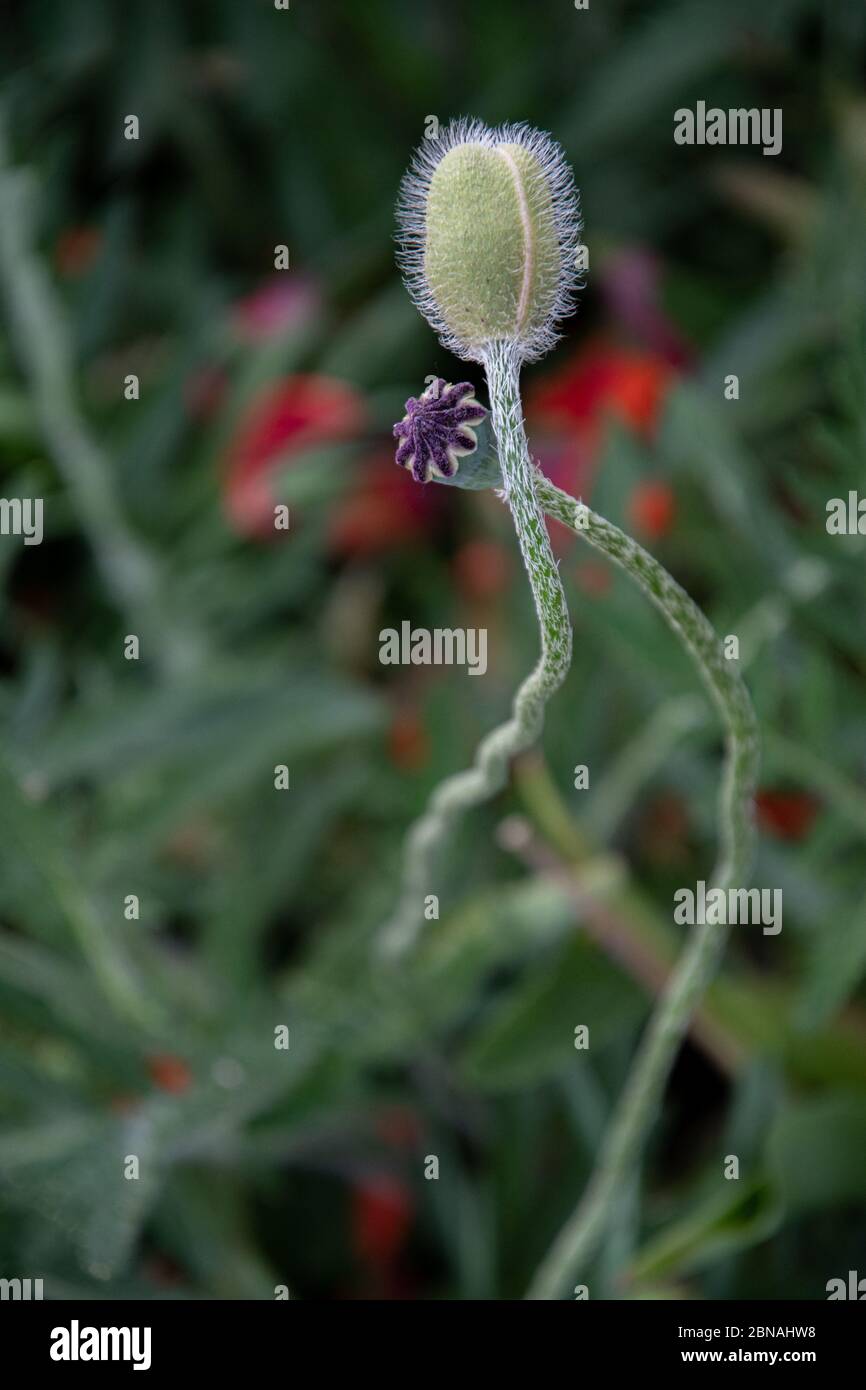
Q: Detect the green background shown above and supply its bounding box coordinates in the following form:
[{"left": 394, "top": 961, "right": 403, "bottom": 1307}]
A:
[{"left": 0, "top": 0, "right": 864, "bottom": 1299}]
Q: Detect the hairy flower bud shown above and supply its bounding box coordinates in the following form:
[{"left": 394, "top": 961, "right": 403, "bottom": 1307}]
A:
[{"left": 396, "top": 118, "right": 582, "bottom": 364}]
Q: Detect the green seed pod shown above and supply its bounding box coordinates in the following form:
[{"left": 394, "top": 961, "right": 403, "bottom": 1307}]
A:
[{"left": 397, "top": 119, "right": 582, "bottom": 364}]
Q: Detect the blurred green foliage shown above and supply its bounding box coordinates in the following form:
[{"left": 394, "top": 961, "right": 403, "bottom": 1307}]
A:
[{"left": 0, "top": 0, "right": 865, "bottom": 1300}]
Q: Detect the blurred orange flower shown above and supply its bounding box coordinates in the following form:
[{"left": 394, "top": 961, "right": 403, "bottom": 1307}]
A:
[{"left": 224, "top": 374, "right": 365, "bottom": 538}]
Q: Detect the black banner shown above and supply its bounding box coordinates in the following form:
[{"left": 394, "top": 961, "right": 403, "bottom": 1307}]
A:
[{"left": 1, "top": 1299, "right": 861, "bottom": 1375}]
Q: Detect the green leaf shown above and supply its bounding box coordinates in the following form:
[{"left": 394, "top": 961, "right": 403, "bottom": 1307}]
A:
[
  {"left": 460, "top": 935, "right": 644, "bottom": 1092},
  {"left": 767, "top": 1092, "right": 866, "bottom": 1211},
  {"left": 432, "top": 424, "right": 502, "bottom": 491},
  {"left": 796, "top": 893, "right": 866, "bottom": 1029},
  {"left": 630, "top": 1180, "right": 783, "bottom": 1283}
]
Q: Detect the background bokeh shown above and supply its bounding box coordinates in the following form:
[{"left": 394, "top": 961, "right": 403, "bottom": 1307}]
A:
[{"left": 1, "top": 0, "right": 865, "bottom": 1300}]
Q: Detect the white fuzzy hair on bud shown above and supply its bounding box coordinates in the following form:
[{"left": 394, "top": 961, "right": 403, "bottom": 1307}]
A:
[{"left": 395, "top": 117, "right": 582, "bottom": 365}]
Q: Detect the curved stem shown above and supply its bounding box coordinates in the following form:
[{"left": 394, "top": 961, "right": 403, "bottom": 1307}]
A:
[
  {"left": 380, "top": 342, "right": 572, "bottom": 956},
  {"left": 527, "top": 475, "right": 760, "bottom": 1299}
]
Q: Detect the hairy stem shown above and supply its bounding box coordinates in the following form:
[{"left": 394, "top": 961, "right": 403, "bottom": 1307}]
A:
[
  {"left": 380, "top": 341, "right": 572, "bottom": 956},
  {"left": 527, "top": 475, "right": 760, "bottom": 1299}
]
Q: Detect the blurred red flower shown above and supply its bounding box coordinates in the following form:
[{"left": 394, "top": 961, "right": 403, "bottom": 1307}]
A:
[
  {"left": 351, "top": 1175, "right": 413, "bottom": 1273},
  {"left": 755, "top": 789, "right": 819, "bottom": 841},
  {"left": 375, "top": 1105, "right": 422, "bottom": 1150},
  {"left": 147, "top": 1054, "right": 194, "bottom": 1095},
  {"left": 527, "top": 340, "right": 676, "bottom": 501},
  {"left": 452, "top": 538, "right": 511, "bottom": 603},
  {"left": 387, "top": 710, "right": 430, "bottom": 771},
  {"left": 224, "top": 374, "right": 365, "bottom": 538},
  {"left": 328, "top": 450, "right": 441, "bottom": 558},
  {"left": 628, "top": 479, "right": 677, "bottom": 539},
  {"left": 574, "top": 559, "right": 612, "bottom": 597},
  {"left": 54, "top": 226, "right": 103, "bottom": 278},
  {"left": 530, "top": 341, "right": 674, "bottom": 438}
]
